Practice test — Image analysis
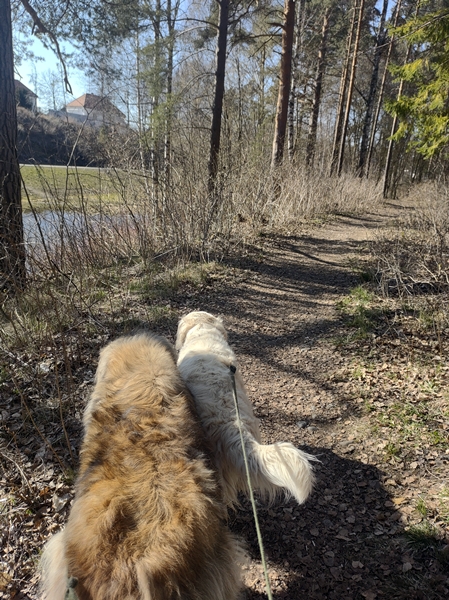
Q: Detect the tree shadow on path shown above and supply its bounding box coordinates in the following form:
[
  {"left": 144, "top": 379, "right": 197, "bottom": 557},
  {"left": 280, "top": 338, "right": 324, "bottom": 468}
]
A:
[{"left": 231, "top": 448, "right": 448, "bottom": 600}]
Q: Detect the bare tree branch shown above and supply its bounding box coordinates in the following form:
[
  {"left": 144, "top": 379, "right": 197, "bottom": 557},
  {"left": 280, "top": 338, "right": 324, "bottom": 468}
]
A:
[{"left": 19, "top": 0, "right": 73, "bottom": 94}]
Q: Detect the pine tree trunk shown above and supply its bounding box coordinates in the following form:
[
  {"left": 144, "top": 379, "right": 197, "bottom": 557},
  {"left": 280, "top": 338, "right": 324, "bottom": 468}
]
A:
[
  {"left": 0, "top": 0, "right": 26, "bottom": 293},
  {"left": 208, "top": 0, "right": 230, "bottom": 193},
  {"left": 357, "top": 0, "right": 388, "bottom": 176},
  {"left": 150, "top": 0, "right": 162, "bottom": 188},
  {"left": 287, "top": 61, "right": 297, "bottom": 160},
  {"left": 382, "top": 79, "right": 406, "bottom": 198},
  {"left": 330, "top": 0, "right": 357, "bottom": 175},
  {"left": 258, "top": 45, "right": 266, "bottom": 128},
  {"left": 306, "top": 6, "right": 331, "bottom": 166},
  {"left": 164, "top": 0, "right": 176, "bottom": 189},
  {"left": 383, "top": 1, "right": 418, "bottom": 197},
  {"left": 365, "top": 0, "right": 402, "bottom": 178},
  {"left": 271, "top": 0, "right": 296, "bottom": 168},
  {"left": 288, "top": 0, "right": 305, "bottom": 160},
  {"left": 336, "top": 0, "right": 365, "bottom": 176}
]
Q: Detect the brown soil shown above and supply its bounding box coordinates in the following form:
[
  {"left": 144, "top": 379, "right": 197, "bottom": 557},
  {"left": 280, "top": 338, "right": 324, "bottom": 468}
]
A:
[{"left": 1, "top": 201, "right": 448, "bottom": 599}]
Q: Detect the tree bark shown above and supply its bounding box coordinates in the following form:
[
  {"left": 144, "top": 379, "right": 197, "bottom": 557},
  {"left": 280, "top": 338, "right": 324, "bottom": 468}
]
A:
[
  {"left": 383, "top": 0, "right": 419, "bottom": 198},
  {"left": 382, "top": 68, "right": 407, "bottom": 198},
  {"left": 306, "top": 5, "right": 331, "bottom": 166},
  {"left": 151, "top": 0, "right": 162, "bottom": 187},
  {"left": 366, "top": 0, "right": 402, "bottom": 178},
  {"left": 208, "top": 0, "right": 230, "bottom": 193},
  {"left": 336, "top": 0, "right": 365, "bottom": 177},
  {"left": 330, "top": 0, "right": 357, "bottom": 175},
  {"left": 288, "top": 0, "right": 305, "bottom": 161},
  {"left": 271, "top": 0, "right": 296, "bottom": 169},
  {"left": 258, "top": 44, "right": 266, "bottom": 129},
  {"left": 357, "top": 0, "right": 388, "bottom": 176},
  {"left": 164, "top": 0, "right": 178, "bottom": 189},
  {"left": 0, "top": 0, "right": 26, "bottom": 292}
]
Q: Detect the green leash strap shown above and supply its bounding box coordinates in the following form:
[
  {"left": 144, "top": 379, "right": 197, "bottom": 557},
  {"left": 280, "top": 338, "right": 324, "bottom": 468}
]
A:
[{"left": 229, "top": 365, "right": 273, "bottom": 600}]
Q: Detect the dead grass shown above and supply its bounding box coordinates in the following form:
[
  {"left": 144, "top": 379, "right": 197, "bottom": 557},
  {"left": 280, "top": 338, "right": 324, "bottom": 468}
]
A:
[{"left": 371, "top": 182, "right": 449, "bottom": 299}]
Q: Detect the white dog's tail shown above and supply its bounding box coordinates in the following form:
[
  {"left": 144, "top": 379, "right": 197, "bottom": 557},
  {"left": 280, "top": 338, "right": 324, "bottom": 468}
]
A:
[
  {"left": 244, "top": 438, "right": 316, "bottom": 505},
  {"left": 39, "top": 530, "right": 69, "bottom": 600}
]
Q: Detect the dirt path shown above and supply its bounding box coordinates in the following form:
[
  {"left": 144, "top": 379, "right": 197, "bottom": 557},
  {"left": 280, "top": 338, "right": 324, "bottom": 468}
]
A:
[
  {"left": 2, "top": 202, "right": 448, "bottom": 599},
  {"left": 183, "top": 203, "right": 448, "bottom": 600}
]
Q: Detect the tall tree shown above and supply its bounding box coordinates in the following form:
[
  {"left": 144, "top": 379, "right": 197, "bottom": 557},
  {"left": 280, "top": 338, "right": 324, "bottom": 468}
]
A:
[
  {"left": 383, "top": 1, "right": 420, "bottom": 197},
  {"left": 305, "top": 4, "right": 331, "bottom": 166},
  {"left": 386, "top": 4, "right": 449, "bottom": 160},
  {"left": 0, "top": 0, "right": 26, "bottom": 292},
  {"left": 365, "top": 0, "right": 402, "bottom": 178},
  {"left": 271, "top": 0, "right": 296, "bottom": 168},
  {"left": 287, "top": 0, "right": 306, "bottom": 160},
  {"left": 164, "top": 0, "right": 179, "bottom": 187},
  {"left": 357, "top": 0, "right": 388, "bottom": 176},
  {"left": 208, "top": 0, "right": 230, "bottom": 192},
  {"left": 330, "top": 0, "right": 358, "bottom": 175},
  {"left": 336, "top": 0, "right": 365, "bottom": 176},
  {"left": 3, "top": 0, "right": 140, "bottom": 291}
]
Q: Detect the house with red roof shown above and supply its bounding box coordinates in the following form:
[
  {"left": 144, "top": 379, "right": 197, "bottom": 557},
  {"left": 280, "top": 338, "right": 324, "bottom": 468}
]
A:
[{"left": 64, "top": 93, "right": 126, "bottom": 128}]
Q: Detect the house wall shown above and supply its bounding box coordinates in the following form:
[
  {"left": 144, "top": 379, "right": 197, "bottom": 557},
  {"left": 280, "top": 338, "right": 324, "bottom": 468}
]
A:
[
  {"left": 65, "top": 103, "right": 126, "bottom": 129},
  {"left": 66, "top": 107, "right": 88, "bottom": 117}
]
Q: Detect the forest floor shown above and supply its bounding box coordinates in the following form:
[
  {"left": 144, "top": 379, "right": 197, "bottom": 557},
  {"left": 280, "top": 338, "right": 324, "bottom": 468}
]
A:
[{"left": 1, "top": 198, "right": 448, "bottom": 599}]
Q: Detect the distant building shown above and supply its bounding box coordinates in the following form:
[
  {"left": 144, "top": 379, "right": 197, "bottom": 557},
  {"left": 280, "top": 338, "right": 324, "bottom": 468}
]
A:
[
  {"left": 63, "top": 93, "right": 126, "bottom": 128},
  {"left": 14, "top": 80, "right": 38, "bottom": 112}
]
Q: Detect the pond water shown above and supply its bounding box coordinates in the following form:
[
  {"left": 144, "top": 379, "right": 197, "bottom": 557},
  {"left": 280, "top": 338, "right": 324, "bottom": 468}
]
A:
[
  {"left": 22, "top": 210, "right": 135, "bottom": 246},
  {"left": 23, "top": 211, "right": 86, "bottom": 245}
]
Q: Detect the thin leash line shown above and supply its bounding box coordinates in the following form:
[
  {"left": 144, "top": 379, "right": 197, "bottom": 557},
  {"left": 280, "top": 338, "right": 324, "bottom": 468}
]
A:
[{"left": 229, "top": 364, "right": 273, "bottom": 600}]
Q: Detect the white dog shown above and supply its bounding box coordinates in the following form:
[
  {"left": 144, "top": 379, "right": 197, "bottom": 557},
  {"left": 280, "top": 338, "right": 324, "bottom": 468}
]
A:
[{"left": 176, "top": 311, "right": 316, "bottom": 506}]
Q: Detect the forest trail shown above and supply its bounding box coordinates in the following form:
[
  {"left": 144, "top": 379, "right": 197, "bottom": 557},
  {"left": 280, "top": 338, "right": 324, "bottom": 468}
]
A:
[{"left": 193, "top": 199, "right": 448, "bottom": 600}]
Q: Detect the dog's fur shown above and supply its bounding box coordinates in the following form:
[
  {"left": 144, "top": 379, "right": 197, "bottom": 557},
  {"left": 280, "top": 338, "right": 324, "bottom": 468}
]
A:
[
  {"left": 176, "top": 312, "right": 316, "bottom": 506},
  {"left": 40, "top": 332, "right": 244, "bottom": 600}
]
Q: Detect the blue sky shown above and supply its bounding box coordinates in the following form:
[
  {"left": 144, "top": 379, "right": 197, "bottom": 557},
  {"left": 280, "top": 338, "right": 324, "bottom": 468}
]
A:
[{"left": 16, "top": 36, "right": 85, "bottom": 104}]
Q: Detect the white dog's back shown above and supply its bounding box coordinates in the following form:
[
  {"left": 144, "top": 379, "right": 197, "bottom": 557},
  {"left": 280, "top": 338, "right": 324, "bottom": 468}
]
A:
[{"left": 176, "top": 311, "right": 316, "bottom": 506}]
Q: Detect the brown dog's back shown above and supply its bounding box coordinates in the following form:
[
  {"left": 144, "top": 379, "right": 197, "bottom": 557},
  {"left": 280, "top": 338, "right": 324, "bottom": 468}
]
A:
[{"left": 40, "top": 333, "right": 243, "bottom": 600}]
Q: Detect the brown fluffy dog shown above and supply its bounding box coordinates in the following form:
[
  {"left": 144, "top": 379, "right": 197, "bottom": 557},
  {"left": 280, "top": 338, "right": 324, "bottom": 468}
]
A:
[{"left": 40, "top": 333, "right": 244, "bottom": 600}]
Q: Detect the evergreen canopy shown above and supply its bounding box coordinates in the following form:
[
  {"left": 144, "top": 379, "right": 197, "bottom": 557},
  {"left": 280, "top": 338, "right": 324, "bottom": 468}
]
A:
[{"left": 387, "top": 6, "right": 449, "bottom": 158}]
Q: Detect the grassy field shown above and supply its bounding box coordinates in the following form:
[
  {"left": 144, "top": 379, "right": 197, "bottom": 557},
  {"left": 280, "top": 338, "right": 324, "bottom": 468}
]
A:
[{"left": 20, "top": 165, "right": 132, "bottom": 212}]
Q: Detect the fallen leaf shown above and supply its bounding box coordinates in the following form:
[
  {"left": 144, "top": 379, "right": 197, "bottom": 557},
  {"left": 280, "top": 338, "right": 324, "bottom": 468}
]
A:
[
  {"left": 0, "top": 571, "right": 12, "bottom": 592},
  {"left": 392, "top": 497, "right": 406, "bottom": 505},
  {"left": 330, "top": 566, "right": 342, "bottom": 580},
  {"left": 336, "top": 528, "right": 350, "bottom": 541},
  {"left": 52, "top": 492, "right": 71, "bottom": 512}
]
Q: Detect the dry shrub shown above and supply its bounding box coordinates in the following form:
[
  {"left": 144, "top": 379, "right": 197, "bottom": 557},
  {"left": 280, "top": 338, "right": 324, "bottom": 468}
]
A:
[
  {"left": 206, "top": 161, "right": 381, "bottom": 234},
  {"left": 371, "top": 183, "right": 449, "bottom": 297},
  {"left": 370, "top": 182, "right": 449, "bottom": 339},
  {"left": 3, "top": 158, "right": 381, "bottom": 361},
  {"left": 21, "top": 154, "right": 382, "bottom": 282}
]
